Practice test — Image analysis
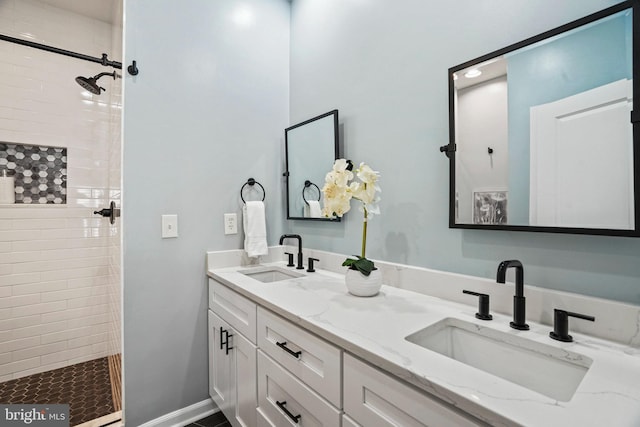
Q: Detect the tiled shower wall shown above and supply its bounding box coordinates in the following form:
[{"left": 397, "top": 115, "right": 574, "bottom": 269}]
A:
[{"left": 0, "top": 0, "right": 122, "bottom": 381}]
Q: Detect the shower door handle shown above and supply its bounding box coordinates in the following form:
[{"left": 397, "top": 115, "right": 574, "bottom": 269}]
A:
[{"left": 94, "top": 201, "right": 120, "bottom": 224}]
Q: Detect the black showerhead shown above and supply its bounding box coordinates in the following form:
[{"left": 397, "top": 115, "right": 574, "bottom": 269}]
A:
[{"left": 75, "top": 71, "right": 118, "bottom": 95}]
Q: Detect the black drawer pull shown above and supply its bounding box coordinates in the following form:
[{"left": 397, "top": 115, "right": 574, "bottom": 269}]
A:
[
  {"left": 225, "top": 332, "right": 233, "bottom": 355},
  {"left": 219, "top": 327, "right": 226, "bottom": 350},
  {"left": 220, "top": 328, "right": 233, "bottom": 355},
  {"left": 276, "top": 400, "right": 301, "bottom": 423},
  {"left": 276, "top": 341, "right": 301, "bottom": 359}
]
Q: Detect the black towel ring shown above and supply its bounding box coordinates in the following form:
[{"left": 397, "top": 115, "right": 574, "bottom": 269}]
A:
[
  {"left": 302, "top": 180, "right": 321, "bottom": 205},
  {"left": 240, "top": 178, "right": 265, "bottom": 203}
]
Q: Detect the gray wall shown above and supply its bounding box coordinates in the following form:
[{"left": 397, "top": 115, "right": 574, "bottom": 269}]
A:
[
  {"left": 287, "top": 0, "right": 640, "bottom": 304},
  {"left": 122, "top": 0, "right": 289, "bottom": 425}
]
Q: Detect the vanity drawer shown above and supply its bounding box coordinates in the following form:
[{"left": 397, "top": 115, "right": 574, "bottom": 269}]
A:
[
  {"left": 257, "top": 307, "right": 341, "bottom": 406},
  {"left": 344, "top": 354, "right": 483, "bottom": 427},
  {"left": 209, "top": 278, "right": 257, "bottom": 344},
  {"left": 257, "top": 350, "right": 341, "bottom": 427}
]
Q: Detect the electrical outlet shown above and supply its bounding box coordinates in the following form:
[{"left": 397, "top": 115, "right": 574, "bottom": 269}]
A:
[
  {"left": 161, "top": 214, "right": 178, "bottom": 238},
  {"left": 224, "top": 213, "right": 238, "bottom": 235}
]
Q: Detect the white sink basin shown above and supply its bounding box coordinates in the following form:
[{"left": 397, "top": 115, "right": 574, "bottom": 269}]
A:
[
  {"left": 405, "top": 318, "right": 592, "bottom": 401},
  {"left": 239, "top": 266, "right": 304, "bottom": 283}
]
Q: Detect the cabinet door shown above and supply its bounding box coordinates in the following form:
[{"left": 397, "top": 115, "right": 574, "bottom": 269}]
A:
[
  {"left": 208, "top": 310, "right": 234, "bottom": 421},
  {"left": 234, "top": 328, "right": 257, "bottom": 427},
  {"left": 344, "top": 354, "right": 482, "bottom": 427}
]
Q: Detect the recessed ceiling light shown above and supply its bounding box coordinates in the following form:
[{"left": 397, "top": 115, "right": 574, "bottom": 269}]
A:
[{"left": 464, "top": 69, "right": 482, "bottom": 78}]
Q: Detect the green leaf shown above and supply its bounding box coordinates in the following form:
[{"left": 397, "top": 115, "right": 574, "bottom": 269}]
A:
[{"left": 343, "top": 256, "right": 375, "bottom": 276}]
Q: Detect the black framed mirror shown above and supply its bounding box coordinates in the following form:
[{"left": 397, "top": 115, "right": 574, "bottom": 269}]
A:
[
  {"left": 285, "top": 110, "right": 340, "bottom": 221},
  {"left": 446, "top": 1, "right": 640, "bottom": 237}
]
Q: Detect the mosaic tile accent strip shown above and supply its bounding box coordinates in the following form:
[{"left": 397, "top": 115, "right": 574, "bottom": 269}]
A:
[
  {"left": 0, "top": 142, "right": 67, "bottom": 204},
  {"left": 0, "top": 357, "right": 118, "bottom": 426}
]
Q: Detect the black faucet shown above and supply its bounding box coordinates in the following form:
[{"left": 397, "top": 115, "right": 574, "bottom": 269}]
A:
[
  {"left": 279, "top": 234, "right": 304, "bottom": 269},
  {"left": 496, "top": 260, "right": 529, "bottom": 330}
]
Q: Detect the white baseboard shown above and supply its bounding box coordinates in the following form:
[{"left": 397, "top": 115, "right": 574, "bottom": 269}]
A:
[{"left": 136, "top": 399, "right": 218, "bottom": 427}]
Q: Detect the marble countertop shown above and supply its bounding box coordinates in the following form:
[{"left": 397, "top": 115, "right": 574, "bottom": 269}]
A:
[{"left": 208, "top": 262, "right": 640, "bottom": 427}]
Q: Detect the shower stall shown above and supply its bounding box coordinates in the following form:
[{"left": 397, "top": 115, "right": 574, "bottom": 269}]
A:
[{"left": 0, "top": 0, "right": 123, "bottom": 425}]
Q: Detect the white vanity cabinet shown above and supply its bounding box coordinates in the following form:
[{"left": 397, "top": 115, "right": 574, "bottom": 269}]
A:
[
  {"left": 343, "top": 354, "right": 483, "bottom": 427},
  {"left": 208, "top": 279, "right": 257, "bottom": 427},
  {"left": 208, "top": 275, "right": 484, "bottom": 426}
]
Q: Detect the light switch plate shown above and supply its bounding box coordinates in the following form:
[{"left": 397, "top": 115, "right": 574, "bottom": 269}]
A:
[
  {"left": 162, "top": 214, "right": 178, "bottom": 238},
  {"left": 224, "top": 213, "right": 238, "bottom": 235}
]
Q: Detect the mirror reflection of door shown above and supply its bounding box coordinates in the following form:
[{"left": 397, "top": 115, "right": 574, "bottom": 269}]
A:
[{"left": 530, "top": 79, "right": 633, "bottom": 229}]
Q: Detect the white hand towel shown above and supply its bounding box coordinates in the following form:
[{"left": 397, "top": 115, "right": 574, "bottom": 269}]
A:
[
  {"left": 306, "top": 200, "right": 322, "bottom": 218},
  {"left": 243, "top": 201, "right": 268, "bottom": 258}
]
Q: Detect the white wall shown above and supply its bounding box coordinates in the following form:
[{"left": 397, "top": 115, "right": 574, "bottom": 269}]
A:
[
  {"left": 456, "top": 77, "right": 508, "bottom": 223},
  {"left": 122, "top": 0, "right": 289, "bottom": 425},
  {"left": 0, "top": 0, "right": 122, "bottom": 381},
  {"left": 287, "top": 0, "right": 640, "bottom": 304}
]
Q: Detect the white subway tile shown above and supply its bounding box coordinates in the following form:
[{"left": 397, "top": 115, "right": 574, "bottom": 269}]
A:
[
  {"left": 0, "top": 352, "right": 11, "bottom": 365},
  {"left": 11, "top": 280, "right": 67, "bottom": 296},
  {"left": 67, "top": 294, "right": 108, "bottom": 309},
  {"left": 9, "top": 320, "right": 68, "bottom": 340},
  {"left": 11, "top": 360, "right": 66, "bottom": 380},
  {"left": 0, "top": 272, "right": 40, "bottom": 287},
  {"left": 0, "top": 294, "right": 40, "bottom": 309},
  {"left": 41, "top": 344, "right": 92, "bottom": 366},
  {"left": 10, "top": 219, "right": 67, "bottom": 230},
  {"left": 0, "top": 336, "right": 40, "bottom": 354},
  {"left": 10, "top": 300, "right": 66, "bottom": 317},
  {"left": 0, "top": 356, "right": 40, "bottom": 377},
  {"left": 41, "top": 325, "right": 91, "bottom": 345},
  {"left": 41, "top": 304, "right": 107, "bottom": 323},
  {"left": 0, "top": 314, "right": 41, "bottom": 331},
  {"left": 0, "top": 251, "right": 43, "bottom": 264},
  {"left": 12, "top": 341, "right": 67, "bottom": 361},
  {"left": 41, "top": 287, "right": 92, "bottom": 303},
  {"left": 0, "top": 229, "right": 41, "bottom": 241}
]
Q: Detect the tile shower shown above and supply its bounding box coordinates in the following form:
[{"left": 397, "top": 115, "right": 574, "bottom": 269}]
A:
[{"left": 0, "top": 0, "right": 122, "bottom": 424}]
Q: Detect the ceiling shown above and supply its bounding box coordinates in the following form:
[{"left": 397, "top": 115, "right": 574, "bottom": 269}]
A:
[{"left": 37, "top": 0, "right": 120, "bottom": 25}]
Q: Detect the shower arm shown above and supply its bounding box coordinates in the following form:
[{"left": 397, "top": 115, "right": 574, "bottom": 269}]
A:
[{"left": 94, "top": 71, "right": 119, "bottom": 81}]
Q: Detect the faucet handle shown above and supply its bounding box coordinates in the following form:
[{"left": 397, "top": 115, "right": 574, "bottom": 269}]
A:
[
  {"left": 549, "top": 309, "right": 595, "bottom": 342},
  {"left": 307, "top": 257, "right": 319, "bottom": 273},
  {"left": 462, "top": 290, "right": 493, "bottom": 320},
  {"left": 284, "top": 252, "right": 295, "bottom": 267}
]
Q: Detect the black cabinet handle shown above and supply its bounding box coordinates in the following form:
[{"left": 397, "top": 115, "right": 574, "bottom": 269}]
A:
[
  {"left": 219, "top": 327, "right": 233, "bottom": 355},
  {"left": 219, "top": 327, "right": 226, "bottom": 350},
  {"left": 276, "top": 400, "right": 301, "bottom": 423},
  {"left": 276, "top": 341, "right": 301, "bottom": 359},
  {"left": 224, "top": 331, "right": 233, "bottom": 355}
]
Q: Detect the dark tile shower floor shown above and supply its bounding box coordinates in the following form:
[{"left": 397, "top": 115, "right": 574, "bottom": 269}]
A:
[{"left": 0, "top": 356, "right": 119, "bottom": 426}]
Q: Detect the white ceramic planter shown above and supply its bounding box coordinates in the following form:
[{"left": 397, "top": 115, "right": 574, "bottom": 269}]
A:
[{"left": 345, "top": 268, "right": 382, "bottom": 297}]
